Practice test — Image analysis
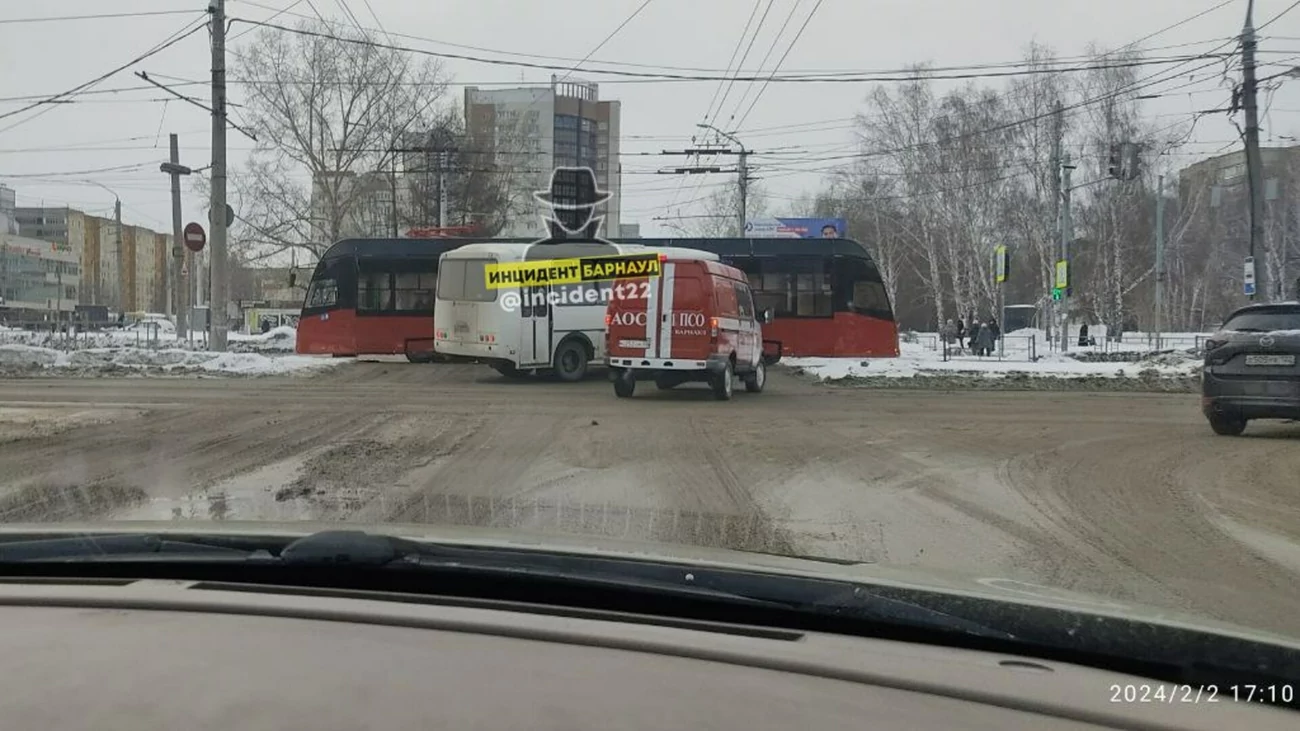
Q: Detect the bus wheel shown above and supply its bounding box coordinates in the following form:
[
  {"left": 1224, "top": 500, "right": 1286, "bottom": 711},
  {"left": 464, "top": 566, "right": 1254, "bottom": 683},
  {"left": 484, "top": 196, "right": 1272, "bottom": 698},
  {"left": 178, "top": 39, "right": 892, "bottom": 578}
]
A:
[
  {"left": 553, "top": 340, "right": 589, "bottom": 382},
  {"left": 711, "top": 360, "right": 734, "bottom": 401},
  {"left": 613, "top": 370, "right": 636, "bottom": 398},
  {"left": 405, "top": 352, "right": 435, "bottom": 363},
  {"left": 654, "top": 374, "right": 677, "bottom": 390},
  {"left": 743, "top": 360, "right": 766, "bottom": 393}
]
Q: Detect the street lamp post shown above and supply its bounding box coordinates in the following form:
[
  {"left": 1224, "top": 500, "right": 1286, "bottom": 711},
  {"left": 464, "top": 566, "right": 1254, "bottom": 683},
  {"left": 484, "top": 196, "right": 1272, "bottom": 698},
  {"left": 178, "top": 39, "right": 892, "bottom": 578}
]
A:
[{"left": 82, "top": 180, "right": 122, "bottom": 313}]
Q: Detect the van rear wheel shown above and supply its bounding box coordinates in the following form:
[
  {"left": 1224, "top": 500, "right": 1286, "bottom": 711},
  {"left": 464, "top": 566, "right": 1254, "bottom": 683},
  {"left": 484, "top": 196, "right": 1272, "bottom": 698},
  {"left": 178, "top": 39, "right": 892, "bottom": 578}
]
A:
[
  {"left": 613, "top": 370, "right": 636, "bottom": 398},
  {"left": 711, "top": 361, "right": 734, "bottom": 401},
  {"left": 553, "top": 340, "right": 589, "bottom": 382},
  {"left": 743, "top": 360, "right": 766, "bottom": 393}
]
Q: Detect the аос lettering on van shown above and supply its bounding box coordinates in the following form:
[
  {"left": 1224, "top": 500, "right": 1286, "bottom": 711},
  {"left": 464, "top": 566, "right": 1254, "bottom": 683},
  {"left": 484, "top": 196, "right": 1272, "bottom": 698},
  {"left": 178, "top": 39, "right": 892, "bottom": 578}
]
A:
[{"left": 610, "top": 311, "right": 649, "bottom": 327}]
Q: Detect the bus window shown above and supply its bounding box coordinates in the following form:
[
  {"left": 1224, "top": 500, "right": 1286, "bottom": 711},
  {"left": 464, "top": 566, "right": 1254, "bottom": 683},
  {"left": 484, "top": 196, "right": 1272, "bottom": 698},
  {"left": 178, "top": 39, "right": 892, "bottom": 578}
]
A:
[
  {"left": 437, "top": 260, "right": 467, "bottom": 300},
  {"left": 437, "top": 258, "right": 496, "bottom": 302},
  {"left": 461, "top": 259, "right": 497, "bottom": 302}
]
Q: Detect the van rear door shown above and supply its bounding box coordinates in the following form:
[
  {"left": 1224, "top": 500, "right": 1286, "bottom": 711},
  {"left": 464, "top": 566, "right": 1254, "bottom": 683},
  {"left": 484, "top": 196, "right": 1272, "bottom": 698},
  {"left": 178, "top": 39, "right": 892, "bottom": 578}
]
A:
[
  {"left": 657, "top": 261, "right": 712, "bottom": 362},
  {"left": 606, "top": 278, "right": 652, "bottom": 358}
]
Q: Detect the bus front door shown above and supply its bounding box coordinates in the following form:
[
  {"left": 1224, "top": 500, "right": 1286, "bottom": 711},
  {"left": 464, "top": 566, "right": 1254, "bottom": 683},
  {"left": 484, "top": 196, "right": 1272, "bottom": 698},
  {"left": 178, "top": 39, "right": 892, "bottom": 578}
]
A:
[{"left": 519, "top": 285, "right": 552, "bottom": 368}]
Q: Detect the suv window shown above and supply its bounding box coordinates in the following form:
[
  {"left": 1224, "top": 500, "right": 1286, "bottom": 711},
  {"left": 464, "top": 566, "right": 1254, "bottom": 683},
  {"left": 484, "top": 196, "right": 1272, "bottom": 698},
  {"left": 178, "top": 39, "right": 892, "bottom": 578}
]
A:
[{"left": 1222, "top": 308, "right": 1300, "bottom": 332}]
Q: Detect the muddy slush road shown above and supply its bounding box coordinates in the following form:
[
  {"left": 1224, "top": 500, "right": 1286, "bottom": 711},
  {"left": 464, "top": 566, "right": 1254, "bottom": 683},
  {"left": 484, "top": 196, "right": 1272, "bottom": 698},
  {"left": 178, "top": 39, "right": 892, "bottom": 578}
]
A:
[{"left": 0, "top": 362, "right": 1298, "bottom": 638}]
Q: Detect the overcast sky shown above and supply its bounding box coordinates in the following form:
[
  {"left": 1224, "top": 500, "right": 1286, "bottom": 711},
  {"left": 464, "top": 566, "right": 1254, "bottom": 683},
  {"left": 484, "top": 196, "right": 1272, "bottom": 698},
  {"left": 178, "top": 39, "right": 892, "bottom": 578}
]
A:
[{"left": 1, "top": 0, "right": 1298, "bottom": 246}]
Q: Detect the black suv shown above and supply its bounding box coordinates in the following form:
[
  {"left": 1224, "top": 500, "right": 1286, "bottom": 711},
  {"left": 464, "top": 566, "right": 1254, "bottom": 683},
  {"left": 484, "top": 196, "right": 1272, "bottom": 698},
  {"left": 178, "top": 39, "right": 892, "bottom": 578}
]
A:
[{"left": 1201, "top": 302, "right": 1300, "bottom": 436}]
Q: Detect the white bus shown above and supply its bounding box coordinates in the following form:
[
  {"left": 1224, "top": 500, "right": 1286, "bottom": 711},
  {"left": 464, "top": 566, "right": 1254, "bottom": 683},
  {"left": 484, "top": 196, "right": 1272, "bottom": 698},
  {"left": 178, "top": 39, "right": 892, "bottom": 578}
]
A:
[{"left": 433, "top": 240, "right": 718, "bottom": 380}]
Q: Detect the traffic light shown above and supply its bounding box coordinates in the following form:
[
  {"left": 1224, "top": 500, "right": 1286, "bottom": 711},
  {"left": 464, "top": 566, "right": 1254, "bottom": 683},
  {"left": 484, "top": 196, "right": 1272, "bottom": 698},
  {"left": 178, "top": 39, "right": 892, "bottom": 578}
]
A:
[
  {"left": 1106, "top": 145, "right": 1121, "bottom": 179},
  {"left": 1051, "top": 288, "right": 1062, "bottom": 301}
]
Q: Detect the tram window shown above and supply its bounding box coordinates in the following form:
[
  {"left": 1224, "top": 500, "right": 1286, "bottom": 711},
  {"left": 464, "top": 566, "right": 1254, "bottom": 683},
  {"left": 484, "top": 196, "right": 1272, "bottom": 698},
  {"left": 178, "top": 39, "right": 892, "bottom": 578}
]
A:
[
  {"left": 358, "top": 273, "right": 391, "bottom": 312},
  {"left": 750, "top": 257, "right": 833, "bottom": 318},
  {"left": 394, "top": 272, "right": 435, "bottom": 311},
  {"left": 836, "top": 256, "right": 894, "bottom": 321},
  {"left": 305, "top": 277, "right": 338, "bottom": 308},
  {"left": 853, "top": 281, "right": 891, "bottom": 314}
]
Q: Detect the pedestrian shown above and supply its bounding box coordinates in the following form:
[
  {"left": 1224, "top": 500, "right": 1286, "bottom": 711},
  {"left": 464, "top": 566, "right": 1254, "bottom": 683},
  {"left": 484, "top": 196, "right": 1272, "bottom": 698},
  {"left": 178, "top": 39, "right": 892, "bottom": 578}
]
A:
[
  {"left": 976, "top": 320, "right": 995, "bottom": 356},
  {"left": 968, "top": 320, "right": 981, "bottom": 353},
  {"left": 987, "top": 317, "right": 1001, "bottom": 342},
  {"left": 1078, "top": 323, "right": 1090, "bottom": 348},
  {"left": 955, "top": 319, "right": 965, "bottom": 352}
]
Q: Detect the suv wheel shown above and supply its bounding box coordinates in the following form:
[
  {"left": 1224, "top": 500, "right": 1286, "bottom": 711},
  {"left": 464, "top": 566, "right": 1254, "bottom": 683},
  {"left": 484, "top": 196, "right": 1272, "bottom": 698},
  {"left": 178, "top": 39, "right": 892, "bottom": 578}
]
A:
[
  {"left": 711, "top": 360, "right": 734, "bottom": 401},
  {"left": 1208, "top": 413, "right": 1247, "bottom": 436},
  {"left": 743, "top": 360, "right": 766, "bottom": 393}
]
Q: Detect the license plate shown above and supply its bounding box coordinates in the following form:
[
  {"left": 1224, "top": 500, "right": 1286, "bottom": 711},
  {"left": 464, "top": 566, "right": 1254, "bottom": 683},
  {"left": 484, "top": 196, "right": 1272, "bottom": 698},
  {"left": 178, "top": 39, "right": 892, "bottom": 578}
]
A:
[
  {"left": 618, "top": 339, "right": 649, "bottom": 349},
  {"left": 1245, "top": 354, "right": 1295, "bottom": 366}
]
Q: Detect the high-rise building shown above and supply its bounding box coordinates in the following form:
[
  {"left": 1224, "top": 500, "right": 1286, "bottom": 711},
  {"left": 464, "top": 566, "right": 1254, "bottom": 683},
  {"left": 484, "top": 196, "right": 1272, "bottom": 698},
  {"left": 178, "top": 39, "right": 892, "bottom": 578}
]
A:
[{"left": 464, "top": 76, "right": 621, "bottom": 238}]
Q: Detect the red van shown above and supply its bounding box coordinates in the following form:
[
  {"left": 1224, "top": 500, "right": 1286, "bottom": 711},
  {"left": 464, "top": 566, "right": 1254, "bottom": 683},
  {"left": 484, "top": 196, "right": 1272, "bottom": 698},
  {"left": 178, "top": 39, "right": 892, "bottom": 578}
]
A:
[{"left": 604, "top": 256, "right": 779, "bottom": 400}]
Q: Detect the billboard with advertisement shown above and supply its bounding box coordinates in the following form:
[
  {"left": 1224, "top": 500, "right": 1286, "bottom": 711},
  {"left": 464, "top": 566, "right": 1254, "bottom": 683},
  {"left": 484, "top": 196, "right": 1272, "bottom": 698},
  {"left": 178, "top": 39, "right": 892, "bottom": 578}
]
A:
[{"left": 744, "top": 217, "right": 847, "bottom": 239}]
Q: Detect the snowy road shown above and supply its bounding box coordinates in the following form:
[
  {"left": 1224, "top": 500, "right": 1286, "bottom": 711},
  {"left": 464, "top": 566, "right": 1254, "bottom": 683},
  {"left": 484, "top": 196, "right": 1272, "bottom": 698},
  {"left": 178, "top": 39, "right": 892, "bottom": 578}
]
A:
[{"left": 0, "top": 362, "right": 1298, "bottom": 636}]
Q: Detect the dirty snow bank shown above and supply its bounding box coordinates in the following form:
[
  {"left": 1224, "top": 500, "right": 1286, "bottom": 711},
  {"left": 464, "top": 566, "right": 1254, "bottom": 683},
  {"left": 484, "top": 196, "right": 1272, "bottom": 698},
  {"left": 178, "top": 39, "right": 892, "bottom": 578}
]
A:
[
  {"left": 0, "top": 342, "right": 340, "bottom": 377},
  {"left": 0, "top": 325, "right": 298, "bottom": 354},
  {"left": 786, "top": 335, "right": 1201, "bottom": 391}
]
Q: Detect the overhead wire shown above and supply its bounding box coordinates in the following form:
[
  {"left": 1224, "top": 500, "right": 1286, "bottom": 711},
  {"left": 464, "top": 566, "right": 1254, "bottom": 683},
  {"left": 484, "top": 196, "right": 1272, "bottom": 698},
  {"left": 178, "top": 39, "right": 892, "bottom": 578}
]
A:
[{"left": 0, "top": 15, "right": 208, "bottom": 133}]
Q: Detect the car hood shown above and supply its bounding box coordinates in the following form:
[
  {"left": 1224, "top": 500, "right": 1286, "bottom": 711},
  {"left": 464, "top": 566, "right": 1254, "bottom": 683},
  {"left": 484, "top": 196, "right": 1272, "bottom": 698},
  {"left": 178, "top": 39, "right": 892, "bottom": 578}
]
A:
[{"left": 4, "top": 519, "right": 1297, "bottom": 651}]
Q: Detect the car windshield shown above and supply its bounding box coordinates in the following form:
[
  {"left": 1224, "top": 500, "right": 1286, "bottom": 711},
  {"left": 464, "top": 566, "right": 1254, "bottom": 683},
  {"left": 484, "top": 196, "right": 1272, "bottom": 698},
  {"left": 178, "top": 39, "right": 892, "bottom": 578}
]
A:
[{"left": 4, "top": 0, "right": 1300, "bottom": 667}]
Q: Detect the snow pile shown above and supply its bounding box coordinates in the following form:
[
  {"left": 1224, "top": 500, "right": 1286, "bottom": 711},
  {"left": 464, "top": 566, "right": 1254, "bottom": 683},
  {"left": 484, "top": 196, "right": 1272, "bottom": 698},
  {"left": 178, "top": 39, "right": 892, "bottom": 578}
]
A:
[
  {"left": 229, "top": 326, "right": 297, "bottom": 353},
  {"left": 0, "top": 325, "right": 298, "bottom": 354},
  {"left": 786, "top": 333, "right": 1203, "bottom": 384},
  {"left": 0, "top": 343, "right": 340, "bottom": 377}
]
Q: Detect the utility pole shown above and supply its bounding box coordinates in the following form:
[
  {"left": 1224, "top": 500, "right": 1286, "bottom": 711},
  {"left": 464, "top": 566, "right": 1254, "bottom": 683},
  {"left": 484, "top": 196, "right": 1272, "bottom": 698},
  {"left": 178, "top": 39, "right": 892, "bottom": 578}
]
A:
[
  {"left": 114, "top": 198, "right": 123, "bottom": 314},
  {"left": 160, "top": 134, "right": 192, "bottom": 336},
  {"left": 1242, "top": 0, "right": 1266, "bottom": 301},
  {"left": 1154, "top": 174, "right": 1165, "bottom": 350},
  {"left": 1049, "top": 101, "right": 1063, "bottom": 342},
  {"left": 209, "top": 0, "right": 229, "bottom": 350},
  {"left": 437, "top": 151, "right": 449, "bottom": 228},
  {"left": 1058, "top": 153, "right": 1075, "bottom": 353}
]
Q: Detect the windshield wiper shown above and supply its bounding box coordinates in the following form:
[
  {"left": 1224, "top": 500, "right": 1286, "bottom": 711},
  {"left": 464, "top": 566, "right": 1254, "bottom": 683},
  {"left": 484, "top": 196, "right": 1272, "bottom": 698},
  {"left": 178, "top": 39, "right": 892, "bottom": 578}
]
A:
[{"left": 0, "top": 529, "right": 1011, "bottom": 639}]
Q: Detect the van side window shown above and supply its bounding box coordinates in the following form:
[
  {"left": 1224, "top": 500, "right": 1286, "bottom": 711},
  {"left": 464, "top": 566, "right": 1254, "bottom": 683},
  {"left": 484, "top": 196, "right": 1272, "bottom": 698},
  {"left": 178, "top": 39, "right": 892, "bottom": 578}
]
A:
[
  {"left": 733, "top": 282, "right": 755, "bottom": 320},
  {"left": 715, "top": 279, "right": 739, "bottom": 318}
]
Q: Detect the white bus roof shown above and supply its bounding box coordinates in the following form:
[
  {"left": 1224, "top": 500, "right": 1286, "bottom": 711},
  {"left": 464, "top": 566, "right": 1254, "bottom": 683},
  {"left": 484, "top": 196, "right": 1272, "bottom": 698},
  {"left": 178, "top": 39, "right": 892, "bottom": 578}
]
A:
[{"left": 440, "top": 241, "right": 719, "bottom": 262}]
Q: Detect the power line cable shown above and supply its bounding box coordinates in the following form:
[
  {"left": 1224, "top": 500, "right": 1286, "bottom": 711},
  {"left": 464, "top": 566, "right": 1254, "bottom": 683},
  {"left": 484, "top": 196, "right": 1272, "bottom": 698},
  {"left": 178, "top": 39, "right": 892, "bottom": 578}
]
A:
[
  {"left": 0, "top": 17, "right": 208, "bottom": 132},
  {"left": 0, "top": 9, "right": 202, "bottom": 24},
  {"left": 734, "top": 0, "right": 825, "bottom": 130}
]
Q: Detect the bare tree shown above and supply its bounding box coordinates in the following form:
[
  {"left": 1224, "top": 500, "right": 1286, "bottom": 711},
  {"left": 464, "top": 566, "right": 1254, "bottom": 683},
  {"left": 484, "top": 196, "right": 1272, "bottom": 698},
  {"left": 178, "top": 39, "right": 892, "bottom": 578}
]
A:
[
  {"left": 224, "top": 18, "right": 450, "bottom": 262},
  {"left": 690, "top": 180, "right": 769, "bottom": 237}
]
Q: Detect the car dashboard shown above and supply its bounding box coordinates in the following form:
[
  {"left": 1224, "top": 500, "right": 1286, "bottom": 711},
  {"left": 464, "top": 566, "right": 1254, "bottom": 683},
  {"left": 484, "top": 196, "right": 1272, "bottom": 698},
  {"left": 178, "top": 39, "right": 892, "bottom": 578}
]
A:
[{"left": 0, "top": 578, "right": 1290, "bottom": 730}]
